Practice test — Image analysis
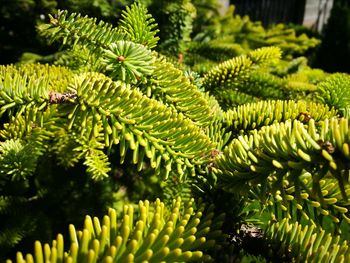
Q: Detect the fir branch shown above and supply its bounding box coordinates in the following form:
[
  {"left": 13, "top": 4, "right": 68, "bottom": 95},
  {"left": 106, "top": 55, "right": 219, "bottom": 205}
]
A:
[
  {"left": 50, "top": 132, "right": 82, "bottom": 168},
  {"left": 0, "top": 64, "right": 74, "bottom": 93},
  {"left": 0, "top": 64, "right": 76, "bottom": 117},
  {"left": 74, "top": 134, "right": 111, "bottom": 180},
  {"left": 215, "top": 117, "right": 350, "bottom": 226},
  {"left": 150, "top": 56, "right": 223, "bottom": 126},
  {"left": 317, "top": 73, "right": 350, "bottom": 118},
  {"left": 0, "top": 139, "right": 39, "bottom": 181},
  {"left": 83, "top": 148, "right": 111, "bottom": 180},
  {"left": 203, "top": 120, "right": 232, "bottom": 151},
  {"left": 267, "top": 171, "right": 350, "bottom": 228},
  {"left": 216, "top": 118, "right": 350, "bottom": 193},
  {"left": 224, "top": 100, "right": 338, "bottom": 133},
  {"left": 66, "top": 75, "right": 216, "bottom": 178},
  {"left": 9, "top": 198, "right": 226, "bottom": 263},
  {"left": 202, "top": 55, "right": 253, "bottom": 90},
  {"left": 0, "top": 70, "right": 50, "bottom": 116},
  {"left": 38, "top": 10, "right": 125, "bottom": 50},
  {"left": 202, "top": 47, "right": 281, "bottom": 91},
  {"left": 246, "top": 46, "right": 281, "bottom": 65},
  {"left": 119, "top": 2, "right": 159, "bottom": 49},
  {"left": 265, "top": 218, "right": 350, "bottom": 262}
]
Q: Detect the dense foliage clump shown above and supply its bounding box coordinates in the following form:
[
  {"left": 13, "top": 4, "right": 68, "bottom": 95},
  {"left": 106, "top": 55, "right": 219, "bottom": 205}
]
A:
[{"left": 0, "top": 1, "right": 349, "bottom": 262}]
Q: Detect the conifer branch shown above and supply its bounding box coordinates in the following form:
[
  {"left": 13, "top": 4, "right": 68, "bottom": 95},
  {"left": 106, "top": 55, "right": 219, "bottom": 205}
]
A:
[
  {"left": 215, "top": 117, "right": 350, "bottom": 225},
  {"left": 38, "top": 10, "right": 125, "bottom": 49},
  {"left": 202, "top": 47, "right": 281, "bottom": 91},
  {"left": 224, "top": 100, "right": 338, "bottom": 133},
  {"left": 9, "top": 198, "right": 226, "bottom": 263},
  {"left": 317, "top": 73, "right": 350, "bottom": 118},
  {"left": 66, "top": 75, "right": 216, "bottom": 178},
  {"left": 0, "top": 139, "right": 39, "bottom": 181},
  {"left": 265, "top": 218, "right": 350, "bottom": 261},
  {"left": 151, "top": 56, "right": 223, "bottom": 126},
  {"left": 119, "top": 2, "right": 159, "bottom": 49}
]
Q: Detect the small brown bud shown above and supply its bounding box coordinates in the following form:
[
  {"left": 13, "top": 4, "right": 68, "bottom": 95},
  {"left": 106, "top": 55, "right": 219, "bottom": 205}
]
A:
[
  {"left": 210, "top": 149, "right": 222, "bottom": 159},
  {"left": 49, "top": 91, "right": 77, "bottom": 104},
  {"left": 117, "top": 55, "right": 125, "bottom": 62},
  {"left": 317, "top": 139, "right": 335, "bottom": 153},
  {"left": 298, "top": 112, "right": 312, "bottom": 122},
  {"left": 178, "top": 53, "right": 183, "bottom": 64}
]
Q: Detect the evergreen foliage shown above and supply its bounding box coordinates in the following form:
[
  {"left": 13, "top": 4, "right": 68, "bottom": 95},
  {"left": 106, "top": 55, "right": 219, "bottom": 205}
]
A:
[
  {"left": 8, "top": 198, "right": 225, "bottom": 263},
  {"left": 0, "top": 1, "right": 349, "bottom": 262}
]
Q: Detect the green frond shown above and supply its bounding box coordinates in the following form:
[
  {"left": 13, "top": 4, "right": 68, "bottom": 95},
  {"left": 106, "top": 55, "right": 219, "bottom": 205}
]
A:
[
  {"left": 202, "top": 55, "right": 253, "bottom": 90},
  {"left": 265, "top": 218, "right": 350, "bottom": 262},
  {"left": 0, "top": 68, "right": 50, "bottom": 116},
  {"left": 0, "top": 108, "right": 64, "bottom": 182},
  {"left": 0, "top": 105, "right": 62, "bottom": 141},
  {"left": 39, "top": 10, "right": 125, "bottom": 49},
  {"left": 9, "top": 198, "right": 226, "bottom": 263},
  {"left": 267, "top": 170, "right": 350, "bottom": 228},
  {"left": 67, "top": 75, "right": 215, "bottom": 178},
  {"left": 224, "top": 100, "right": 338, "bottom": 133},
  {"left": 246, "top": 46, "right": 281, "bottom": 65},
  {"left": 150, "top": 56, "right": 223, "bottom": 126},
  {"left": 317, "top": 73, "right": 350, "bottom": 118},
  {"left": 84, "top": 149, "right": 111, "bottom": 180},
  {"left": 216, "top": 117, "right": 350, "bottom": 187},
  {"left": 202, "top": 47, "right": 281, "bottom": 91},
  {"left": 0, "top": 64, "right": 74, "bottom": 93},
  {"left": 103, "top": 40, "right": 155, "bottom": 83},
  {"left": 0, "top": 67, "right": 217, "bottom": 179},
  {"left": 0, "top": 139, "right": 39, "bottom": 181},
  {"left": 38, "top": 10, "right": 159, "bottom": 83},
  {"left": 284, "top": 81, "right": 316, "bottom": 94},
  {"left": 215, "top": 117, "right": 350, "bottom": 226},
  {"left": 119, "top": 2, "right": 159, "bottom": 49},
  {"left": 74, "top": 134, "right": 111, "bottom": 180},
  {"left": 283, "top": 73, "right": 318, "bottom": 93}
]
